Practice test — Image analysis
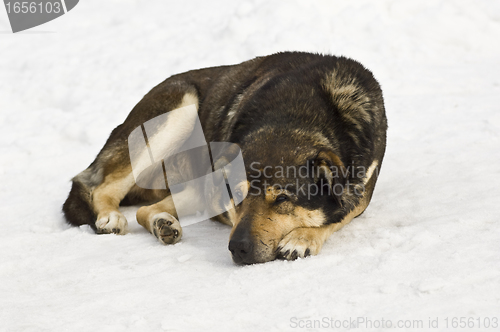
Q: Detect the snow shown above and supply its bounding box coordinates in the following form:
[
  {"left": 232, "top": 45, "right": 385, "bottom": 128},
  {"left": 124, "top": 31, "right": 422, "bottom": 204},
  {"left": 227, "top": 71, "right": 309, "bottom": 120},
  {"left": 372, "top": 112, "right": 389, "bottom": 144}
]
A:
[{"left": 1, "top": 0, "right": 500, "bottom": 331}]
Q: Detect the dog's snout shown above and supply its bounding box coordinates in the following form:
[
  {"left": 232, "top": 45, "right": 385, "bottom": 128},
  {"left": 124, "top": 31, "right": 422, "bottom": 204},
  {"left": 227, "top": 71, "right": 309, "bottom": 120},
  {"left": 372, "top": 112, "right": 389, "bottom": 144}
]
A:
[
  {"left": 228, "top": 238, "right": 254, "bottom": 264},
  {"left": 229, "top": 216, "right": 257, "bottom": 264}
]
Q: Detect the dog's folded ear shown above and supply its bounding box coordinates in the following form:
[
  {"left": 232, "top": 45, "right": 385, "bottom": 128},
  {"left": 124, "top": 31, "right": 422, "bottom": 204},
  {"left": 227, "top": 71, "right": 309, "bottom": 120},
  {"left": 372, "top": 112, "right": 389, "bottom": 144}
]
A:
[{"left": 313, "top": 149, "right": 348, "bottom": 207}]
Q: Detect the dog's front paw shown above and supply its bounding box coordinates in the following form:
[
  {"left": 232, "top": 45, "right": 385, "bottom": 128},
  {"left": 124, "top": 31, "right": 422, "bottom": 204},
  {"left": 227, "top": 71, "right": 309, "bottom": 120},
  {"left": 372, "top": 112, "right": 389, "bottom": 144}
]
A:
[
  {"left": 277, "top": 228, "right": 324, "bottom": 260},
  {"left": 152, "top": 213, "right": 182, "bottom": 245},
  {"left": 95, "top": 211, "right": 128, "bottom": 235}
]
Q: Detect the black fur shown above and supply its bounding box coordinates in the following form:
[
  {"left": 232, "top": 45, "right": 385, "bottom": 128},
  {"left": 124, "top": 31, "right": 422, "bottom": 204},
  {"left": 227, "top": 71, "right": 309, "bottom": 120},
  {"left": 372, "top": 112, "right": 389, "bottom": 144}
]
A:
[{"left": 62, "top": 180, "right": 97, "bottom": 231}]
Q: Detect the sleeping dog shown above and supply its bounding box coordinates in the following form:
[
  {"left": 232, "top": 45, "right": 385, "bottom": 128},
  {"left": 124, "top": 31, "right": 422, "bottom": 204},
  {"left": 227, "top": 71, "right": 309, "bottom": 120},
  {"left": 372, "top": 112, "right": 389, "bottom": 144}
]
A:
[{"left": 63, "top": 52, "right": 387, "bottom": 264}]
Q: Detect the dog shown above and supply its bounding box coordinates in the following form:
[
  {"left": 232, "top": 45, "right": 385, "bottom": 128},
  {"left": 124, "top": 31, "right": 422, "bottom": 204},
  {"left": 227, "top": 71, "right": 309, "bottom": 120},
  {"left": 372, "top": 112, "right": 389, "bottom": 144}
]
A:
[{"left": 63, "top": 52, "right": 387, "bottom": 264}]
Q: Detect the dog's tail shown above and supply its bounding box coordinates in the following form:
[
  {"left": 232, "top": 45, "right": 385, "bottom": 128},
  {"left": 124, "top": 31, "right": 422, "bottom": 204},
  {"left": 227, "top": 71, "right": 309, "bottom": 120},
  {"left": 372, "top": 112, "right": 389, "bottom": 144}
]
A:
[{"left": 62, "top": 166, "right": 101, "bottom": 231}]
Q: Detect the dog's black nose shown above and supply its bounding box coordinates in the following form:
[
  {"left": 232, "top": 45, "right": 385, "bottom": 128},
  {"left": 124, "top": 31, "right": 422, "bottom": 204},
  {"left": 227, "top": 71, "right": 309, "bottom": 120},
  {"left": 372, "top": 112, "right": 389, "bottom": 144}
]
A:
[{"left": 228, "top": 239, "right": 254, "bottom": 264}]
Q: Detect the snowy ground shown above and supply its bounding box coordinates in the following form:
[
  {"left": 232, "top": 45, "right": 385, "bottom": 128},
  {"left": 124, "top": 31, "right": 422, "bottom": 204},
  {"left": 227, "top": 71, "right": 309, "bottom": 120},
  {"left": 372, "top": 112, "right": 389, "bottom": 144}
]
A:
[{"left": 1, "top": 0, "right": 500, "bottom": 331}]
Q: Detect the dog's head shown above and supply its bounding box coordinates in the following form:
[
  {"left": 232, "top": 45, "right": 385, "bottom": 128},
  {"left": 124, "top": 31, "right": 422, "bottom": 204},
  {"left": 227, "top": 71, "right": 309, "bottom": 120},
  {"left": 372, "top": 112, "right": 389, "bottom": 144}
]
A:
[{"left": 214, "top": 133, "right": 347, "bottom": 264}]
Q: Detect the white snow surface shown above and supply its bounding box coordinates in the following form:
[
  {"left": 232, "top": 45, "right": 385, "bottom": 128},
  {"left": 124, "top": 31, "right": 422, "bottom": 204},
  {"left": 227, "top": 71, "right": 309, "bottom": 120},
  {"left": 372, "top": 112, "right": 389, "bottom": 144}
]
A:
[{"left": 1, "top": 1, "right": 500, "bottom": 331}]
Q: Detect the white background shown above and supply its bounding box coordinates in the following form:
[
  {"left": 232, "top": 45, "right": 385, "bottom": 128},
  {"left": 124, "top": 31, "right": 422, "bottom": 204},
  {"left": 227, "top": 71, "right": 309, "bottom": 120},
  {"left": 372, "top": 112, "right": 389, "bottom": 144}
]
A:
[{"left": 1, "top": 0, "right": 499, "bottom": 331}]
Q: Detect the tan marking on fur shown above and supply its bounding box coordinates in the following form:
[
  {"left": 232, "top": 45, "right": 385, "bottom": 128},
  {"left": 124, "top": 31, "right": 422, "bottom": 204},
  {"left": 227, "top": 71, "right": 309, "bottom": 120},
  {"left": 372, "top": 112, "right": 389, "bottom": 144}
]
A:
[
  {"left": 137, "top": 184, "right": 205, "bottom": 232},
  {"left": 364, "top": 160, "right": 379, "bottom": 185},
  {"left": 92, "top": 166, "right": 135, "bottom": 234},
  {"left": 137, "top": 195, "right": 177, "bottom": 233},
  {"left": 255, "top": 207, "right": 324, "bottom": 243},
  {"left": 243, "top": 210, "right": 298, "bottom": 249},
  {"left": 93, "top": 166, "right": 135, "bottom": 217},
  {"left": 293, "top": 207, "right": 325, "bottom": 228}
]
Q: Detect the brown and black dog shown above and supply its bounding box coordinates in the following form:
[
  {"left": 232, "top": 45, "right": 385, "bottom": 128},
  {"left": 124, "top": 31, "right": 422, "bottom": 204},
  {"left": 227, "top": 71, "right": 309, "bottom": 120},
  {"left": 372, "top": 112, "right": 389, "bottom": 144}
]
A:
[{"left": 63, "top": 52, "right": 387, "bottom": 264}]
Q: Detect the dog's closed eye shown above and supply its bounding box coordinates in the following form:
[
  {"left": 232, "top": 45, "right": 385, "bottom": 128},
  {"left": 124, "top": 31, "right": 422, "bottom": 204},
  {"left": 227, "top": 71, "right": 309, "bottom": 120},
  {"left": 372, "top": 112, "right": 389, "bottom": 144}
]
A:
[{"left": 275, "top": 194, "right": 289, "bottom": 204}]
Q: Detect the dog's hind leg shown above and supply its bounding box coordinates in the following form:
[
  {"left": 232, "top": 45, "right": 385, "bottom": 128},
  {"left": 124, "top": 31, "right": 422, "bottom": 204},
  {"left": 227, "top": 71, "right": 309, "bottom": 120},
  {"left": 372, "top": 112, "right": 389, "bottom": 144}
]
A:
[
  {"left": 136, "top": 195, "right": 180, "bottom": 244},
  {"left": 136, "top": 184, "right": 204, "bottom": 244},
  {"left": 62, "top": 157, "right": 135, "bottom": 234},
  {"left": 63, "top": 70, "right": 220, "bottom": 233},
  {"left": 92, "top": 165, "right": 136, "bottom": 234}
]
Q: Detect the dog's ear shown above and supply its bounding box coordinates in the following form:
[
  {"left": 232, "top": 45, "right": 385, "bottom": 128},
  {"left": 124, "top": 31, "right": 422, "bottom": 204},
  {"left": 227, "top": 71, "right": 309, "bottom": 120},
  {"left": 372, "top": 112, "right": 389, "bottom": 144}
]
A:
[{"left": 313, "top": 149, "right": 348, "bottom": 207}]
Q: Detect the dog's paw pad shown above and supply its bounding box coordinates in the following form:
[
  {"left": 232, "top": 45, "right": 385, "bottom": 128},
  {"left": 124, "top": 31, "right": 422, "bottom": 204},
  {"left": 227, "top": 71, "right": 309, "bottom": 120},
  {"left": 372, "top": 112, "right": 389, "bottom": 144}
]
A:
[
  {"left": 95, "top": 211, "right": 128, "bottom": 235},
  {"left": 277, "top": 228, "right": 322, "bottom": 260},
  {"left": 152, "top": 213, "right": 182, "bottom": 245}
]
